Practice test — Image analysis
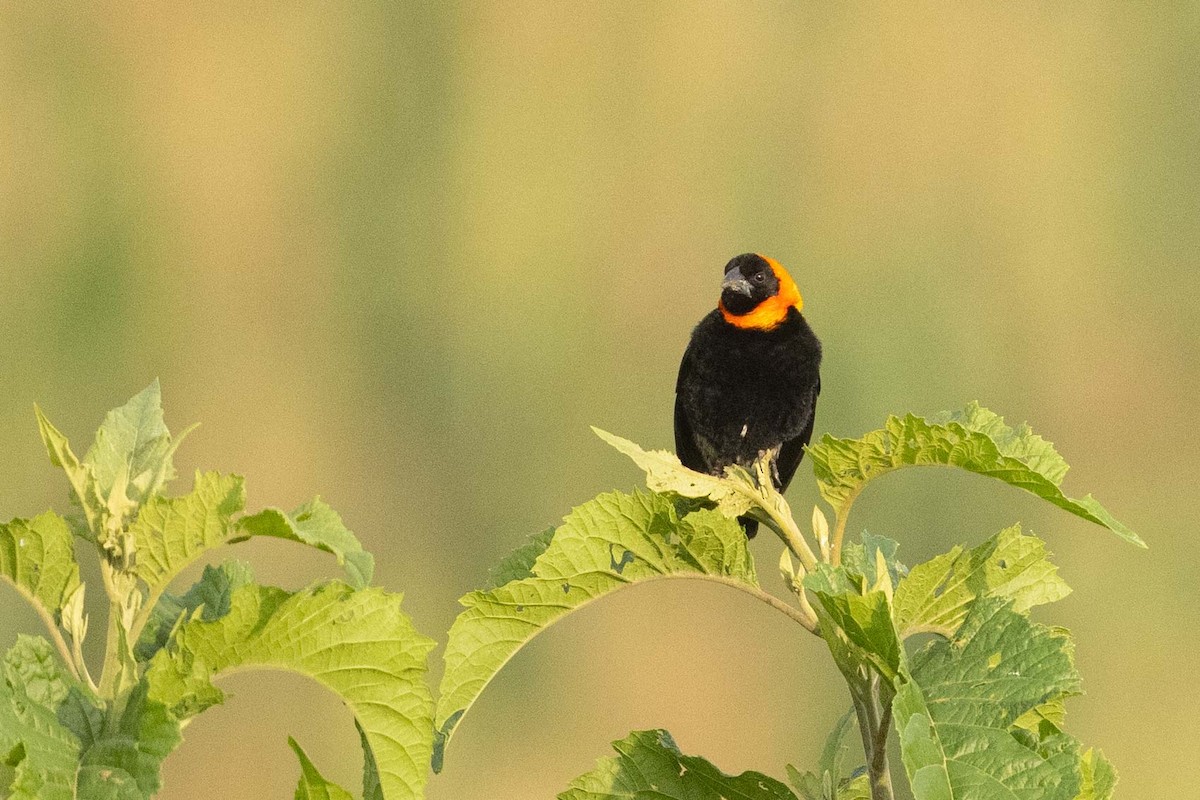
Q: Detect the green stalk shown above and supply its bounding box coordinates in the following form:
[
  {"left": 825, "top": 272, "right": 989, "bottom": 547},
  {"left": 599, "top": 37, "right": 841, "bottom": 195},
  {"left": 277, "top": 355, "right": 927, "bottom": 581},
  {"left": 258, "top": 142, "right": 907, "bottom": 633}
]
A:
[
  {"left": 829, "top": 486, "right": 862, "bottom": 566},
  {"left": 96, "top": 560, "right": 123, "bottom": 699},
  {"left": 22, "top": 590, "right": 80, "bottom": 683},
  {"left": 850, "top": 676, "right": 895, "bottom": 800}
]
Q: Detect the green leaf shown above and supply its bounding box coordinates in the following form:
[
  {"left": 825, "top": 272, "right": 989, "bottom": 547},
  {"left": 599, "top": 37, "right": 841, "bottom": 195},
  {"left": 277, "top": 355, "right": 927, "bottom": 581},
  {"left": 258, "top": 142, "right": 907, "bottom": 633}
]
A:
[
  {"left": 0, "top": 513, "right": 80, "bottom": 628},
  {"left": 434, "top": 491, "right": 757, "bottom": 771},
  {"left": 559, "top": 729, "right": 797, "bottom": 800},
  {"left": 1076, "top": 749, "right": 1116, "bottom": 800},
  {"left": 894, "top": 599, "right": 1084, "bottom": 800},
  {"left": 130, "top": 471, "right": 246, "bottom": 592},
  {"left": 134, "top": 561, "right": 256, "bottom": 662},
  {"left": 893, "top": 525, "right": 1071, "bottom": 638},
  {"left": 786, "top": 710, "right": 863, "bottom": 800},
  {"left": 83, "top": 380, "right": 192, "bottom": 513},
  {"left": 836, "top": 775, "right": 870, "bottom": 800},
  {"left": 145, "top": 582, "right": 435, "bottom": 800},
  {"left": 44, "top": 647, "right": 177, "bottom": 797},
  {"left": 807, "top": 404, "right": 1145, "bottom": 547},
  {"left": 1013, "top": 699, "right": 1068, "bottom": 736},
  {"left": 4, "top": 637, "right": 72, "bottom": 711},
  {"left": 72, "top": 681, "right": 181, "bottom": 798},
  {"left": 34, "top": 407, "right": 105, "bottom": 534},
  {"left": 236, "top": 499, "right": 374, "bottom": 588},
  {"left": 592, "top": 428, "right": 754, "bottom": 517},
  {"left": 0, "top": 641, "right": 159, "bottom": 799},
  {"left": 131, "top": 476, "right": 372, "bottom": 601},
  {"left": 910, "top": 598, "right": 1081, "bottom": 731},
  {"left": 0, "top": 658, "right": 81, "bottom": 800},
  {"left": 840, "top": 532, "right": 906, "bottom": 587},
  {"left": 289, "top": 737, "right": 356, "bottom": 800},
  {"left": 804, "top": 565, "right": 903, "bottom": 683},
  {"left": 74, "top": 765, "right": 144, "bottom": 800},
  {"left": 486, "top": 527, "right": 554, "bottom": 588},
  {"left": 357, "top": 719, "right": 383, "bottom": 800}
]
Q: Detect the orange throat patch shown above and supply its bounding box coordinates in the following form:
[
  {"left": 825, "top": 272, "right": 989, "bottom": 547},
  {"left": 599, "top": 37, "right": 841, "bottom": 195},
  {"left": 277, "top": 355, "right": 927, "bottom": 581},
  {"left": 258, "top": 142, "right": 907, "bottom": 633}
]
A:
[{"left": 719, "top": 255, "right": 804, "bottom": 330}]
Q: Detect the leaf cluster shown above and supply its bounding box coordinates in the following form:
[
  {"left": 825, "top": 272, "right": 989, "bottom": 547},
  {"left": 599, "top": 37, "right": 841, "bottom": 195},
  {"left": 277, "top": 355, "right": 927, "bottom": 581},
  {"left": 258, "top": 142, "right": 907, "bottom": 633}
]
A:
[
  {"left": 1, "top": 387, "right": 1139, "bottom": 800},
  {"left": 2, "top": 383, "right": 432, "bottom": 800},
  {"left": 428, "top": 407, "right": 1136, "bottom": 799}
]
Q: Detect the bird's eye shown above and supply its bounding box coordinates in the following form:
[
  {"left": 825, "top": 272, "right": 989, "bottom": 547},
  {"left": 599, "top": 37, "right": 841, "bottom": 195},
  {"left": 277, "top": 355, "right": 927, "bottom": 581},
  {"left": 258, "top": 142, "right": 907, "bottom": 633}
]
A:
[{"left": 752, "top": 273, "right": 766, "bottom": 283}]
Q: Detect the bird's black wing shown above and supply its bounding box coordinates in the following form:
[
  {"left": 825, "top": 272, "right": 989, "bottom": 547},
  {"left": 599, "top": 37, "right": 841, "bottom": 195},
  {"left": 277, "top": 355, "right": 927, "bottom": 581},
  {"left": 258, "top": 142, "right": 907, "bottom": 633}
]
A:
[
  {"left": 773, "top": 375, "right": 821, "bottom": 492},
  {"left": 673, "top": 352, "right": 708, "bottom": 472}
]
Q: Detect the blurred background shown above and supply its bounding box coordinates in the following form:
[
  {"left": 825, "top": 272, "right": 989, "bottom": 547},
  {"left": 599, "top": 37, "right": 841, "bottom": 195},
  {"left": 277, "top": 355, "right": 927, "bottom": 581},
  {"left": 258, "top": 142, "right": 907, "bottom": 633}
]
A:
[{"left": 1, "top": 3, "right": 1196, "bottom": 798}]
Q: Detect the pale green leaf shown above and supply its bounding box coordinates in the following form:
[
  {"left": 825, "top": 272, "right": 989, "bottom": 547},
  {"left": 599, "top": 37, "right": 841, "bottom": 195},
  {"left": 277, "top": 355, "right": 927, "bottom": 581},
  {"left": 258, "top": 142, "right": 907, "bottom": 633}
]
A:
[
  {"left": 129, "top": 471, "right": 246, "bottom": 591},
  {"left": 895, "top": 599, "right": 1084, "bottom": 800},
  {"left": 434, "top": 491, "right": 757, "bottom": 771},
  {"left": 83, "top": 380, "right": 192, "bottom": 511},
  {"left": 289, "top": 737, "right": 356, "bottom": 800},
  {"left": 1013, "top": 699, "right": 1068, "bottom": 736},
  {"left": 146, "top": 582, "right": 435, "bottom": 800},
  {"left": 132, "top": 475, "right": 372, "bottom": 600},
  {"left": 0, "top": 513, "right": 80, "bottom": 627},
  {"left": 236, "top": 499, "right": 374, "bottom": 588},
  {"left": 559, "top": 729, "right": 796, "bottom": 800},
  {"left": 893, "top": 525, "right": 1071, "bottom": 638},
  {"left": 592, "top": 428, "right": 754, "bottom": 517},
  {"left": 34, "top": 407, "right": 104, "bottom": 533},
  {"left": 1075, "top": 749, "right": 1116, "bottom": 800},
  {"left": 134, "top": 561, "right": 256, "bottom": 662},
  {"left": 807, "top": 404, "right": 1144, "bottom": 547},
  {"left": 837, "top": 775, "right": 870, "bottom": 800}
]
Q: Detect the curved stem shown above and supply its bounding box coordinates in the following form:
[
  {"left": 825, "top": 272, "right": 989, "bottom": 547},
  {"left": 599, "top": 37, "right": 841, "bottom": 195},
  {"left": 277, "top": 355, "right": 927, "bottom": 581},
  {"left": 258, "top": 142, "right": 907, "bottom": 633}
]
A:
[
  {"left": 829, "top": 487, "right": 863, "bottom": 566},
  {"left": 733, "top": 484, "right": 818, "bottom": 571},
  {"left": 658, "top": 573, "right": 820, "bottom": 635},
  {"left": 766, "top": 506, "right": 820, "bottom": 572},
  {"left": 129, "top": 583, "right": 165, "bottom": 647},
  {"left": 795, "top": 584, "right": 819, "bottom": 632},
  {"left": 22, "top": 589, "right": 81, "bottom": 683}
]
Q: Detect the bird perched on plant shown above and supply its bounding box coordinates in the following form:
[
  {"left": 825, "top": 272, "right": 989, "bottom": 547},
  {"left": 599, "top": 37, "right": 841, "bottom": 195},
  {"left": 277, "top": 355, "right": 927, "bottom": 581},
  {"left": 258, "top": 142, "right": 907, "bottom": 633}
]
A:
[{"left": 674, "top": 253, "right": 822, "bottom": 537}]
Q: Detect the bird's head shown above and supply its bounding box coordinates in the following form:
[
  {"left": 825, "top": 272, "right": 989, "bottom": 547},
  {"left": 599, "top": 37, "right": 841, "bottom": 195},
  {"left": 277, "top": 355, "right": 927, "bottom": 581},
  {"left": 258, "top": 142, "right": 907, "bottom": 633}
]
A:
[{"left": 717, "top": 253, "right": 803, "bottom": 330}]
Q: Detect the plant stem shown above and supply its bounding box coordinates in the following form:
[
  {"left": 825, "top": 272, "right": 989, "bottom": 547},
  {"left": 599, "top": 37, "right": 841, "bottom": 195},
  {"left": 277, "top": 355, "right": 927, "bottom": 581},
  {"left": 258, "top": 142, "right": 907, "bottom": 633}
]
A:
[
  {"left": 851, "top": 676, "right": 895, "bottom": 800},
  {"left": 768, "top": 506, "right": 820, "bottom": 572},
  {"left": 128, "top": 583, "right": 164, "bottom": 647},
  {"left": 866, "top": 676, "right": 895, "bottom": 800},
  {"left": 829, "top": 486, "right": 863, "bottom": 566},
  {"left": 96, "top": 560, "right": 123, "bottom": 699},
  {"left": 658, "top": 573, "right": 820, "bottom": 634},
  {"left": 22, "top": 590, "right": 81, "bottom": 682},
  {"left": 741, "top": 491, "right": 818, "bottom": 571},
  {"left": 727, "top": 461, "right": 821, "bottom": 571}
]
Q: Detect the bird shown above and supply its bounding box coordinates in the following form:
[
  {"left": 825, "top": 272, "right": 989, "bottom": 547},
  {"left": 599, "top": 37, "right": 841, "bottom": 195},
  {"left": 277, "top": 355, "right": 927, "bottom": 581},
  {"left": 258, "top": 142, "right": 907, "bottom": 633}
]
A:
[{"left": 674, "top": 253, "right": 822, "bottom": 537}]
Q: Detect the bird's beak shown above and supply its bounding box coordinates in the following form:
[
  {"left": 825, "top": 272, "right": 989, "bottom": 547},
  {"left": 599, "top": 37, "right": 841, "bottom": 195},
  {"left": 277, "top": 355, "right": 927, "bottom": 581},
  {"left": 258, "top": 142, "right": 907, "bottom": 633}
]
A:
[{"left": 722, "top": 267, "right": 753, "bottom": 297}]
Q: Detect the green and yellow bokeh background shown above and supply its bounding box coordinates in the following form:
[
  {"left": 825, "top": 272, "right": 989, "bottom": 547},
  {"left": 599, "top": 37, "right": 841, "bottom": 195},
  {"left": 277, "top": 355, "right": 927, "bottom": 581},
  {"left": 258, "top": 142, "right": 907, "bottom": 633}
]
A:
[{"left": 1, "top": 5, "right": 1195, "bottom": 798}]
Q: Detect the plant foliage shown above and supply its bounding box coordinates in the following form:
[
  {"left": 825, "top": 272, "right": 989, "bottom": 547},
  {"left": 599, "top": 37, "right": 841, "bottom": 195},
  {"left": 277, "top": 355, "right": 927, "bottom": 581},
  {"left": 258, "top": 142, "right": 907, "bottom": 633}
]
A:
[
  {"left": 1, "top": 390, "right": 1138, "bottom": 800},
  {"left": 0, "top": 382, "right": 432, "bottom": 799},
  {"left": 434, "top": 405, "right": 1136, "bottom": 800}
]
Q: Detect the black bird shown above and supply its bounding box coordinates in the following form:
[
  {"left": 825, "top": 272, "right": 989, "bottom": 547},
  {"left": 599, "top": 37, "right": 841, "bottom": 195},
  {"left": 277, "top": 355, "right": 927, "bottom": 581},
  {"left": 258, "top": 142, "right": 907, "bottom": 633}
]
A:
[{"left": 674, "top": 253, "right": 822, "bottom": 537}]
